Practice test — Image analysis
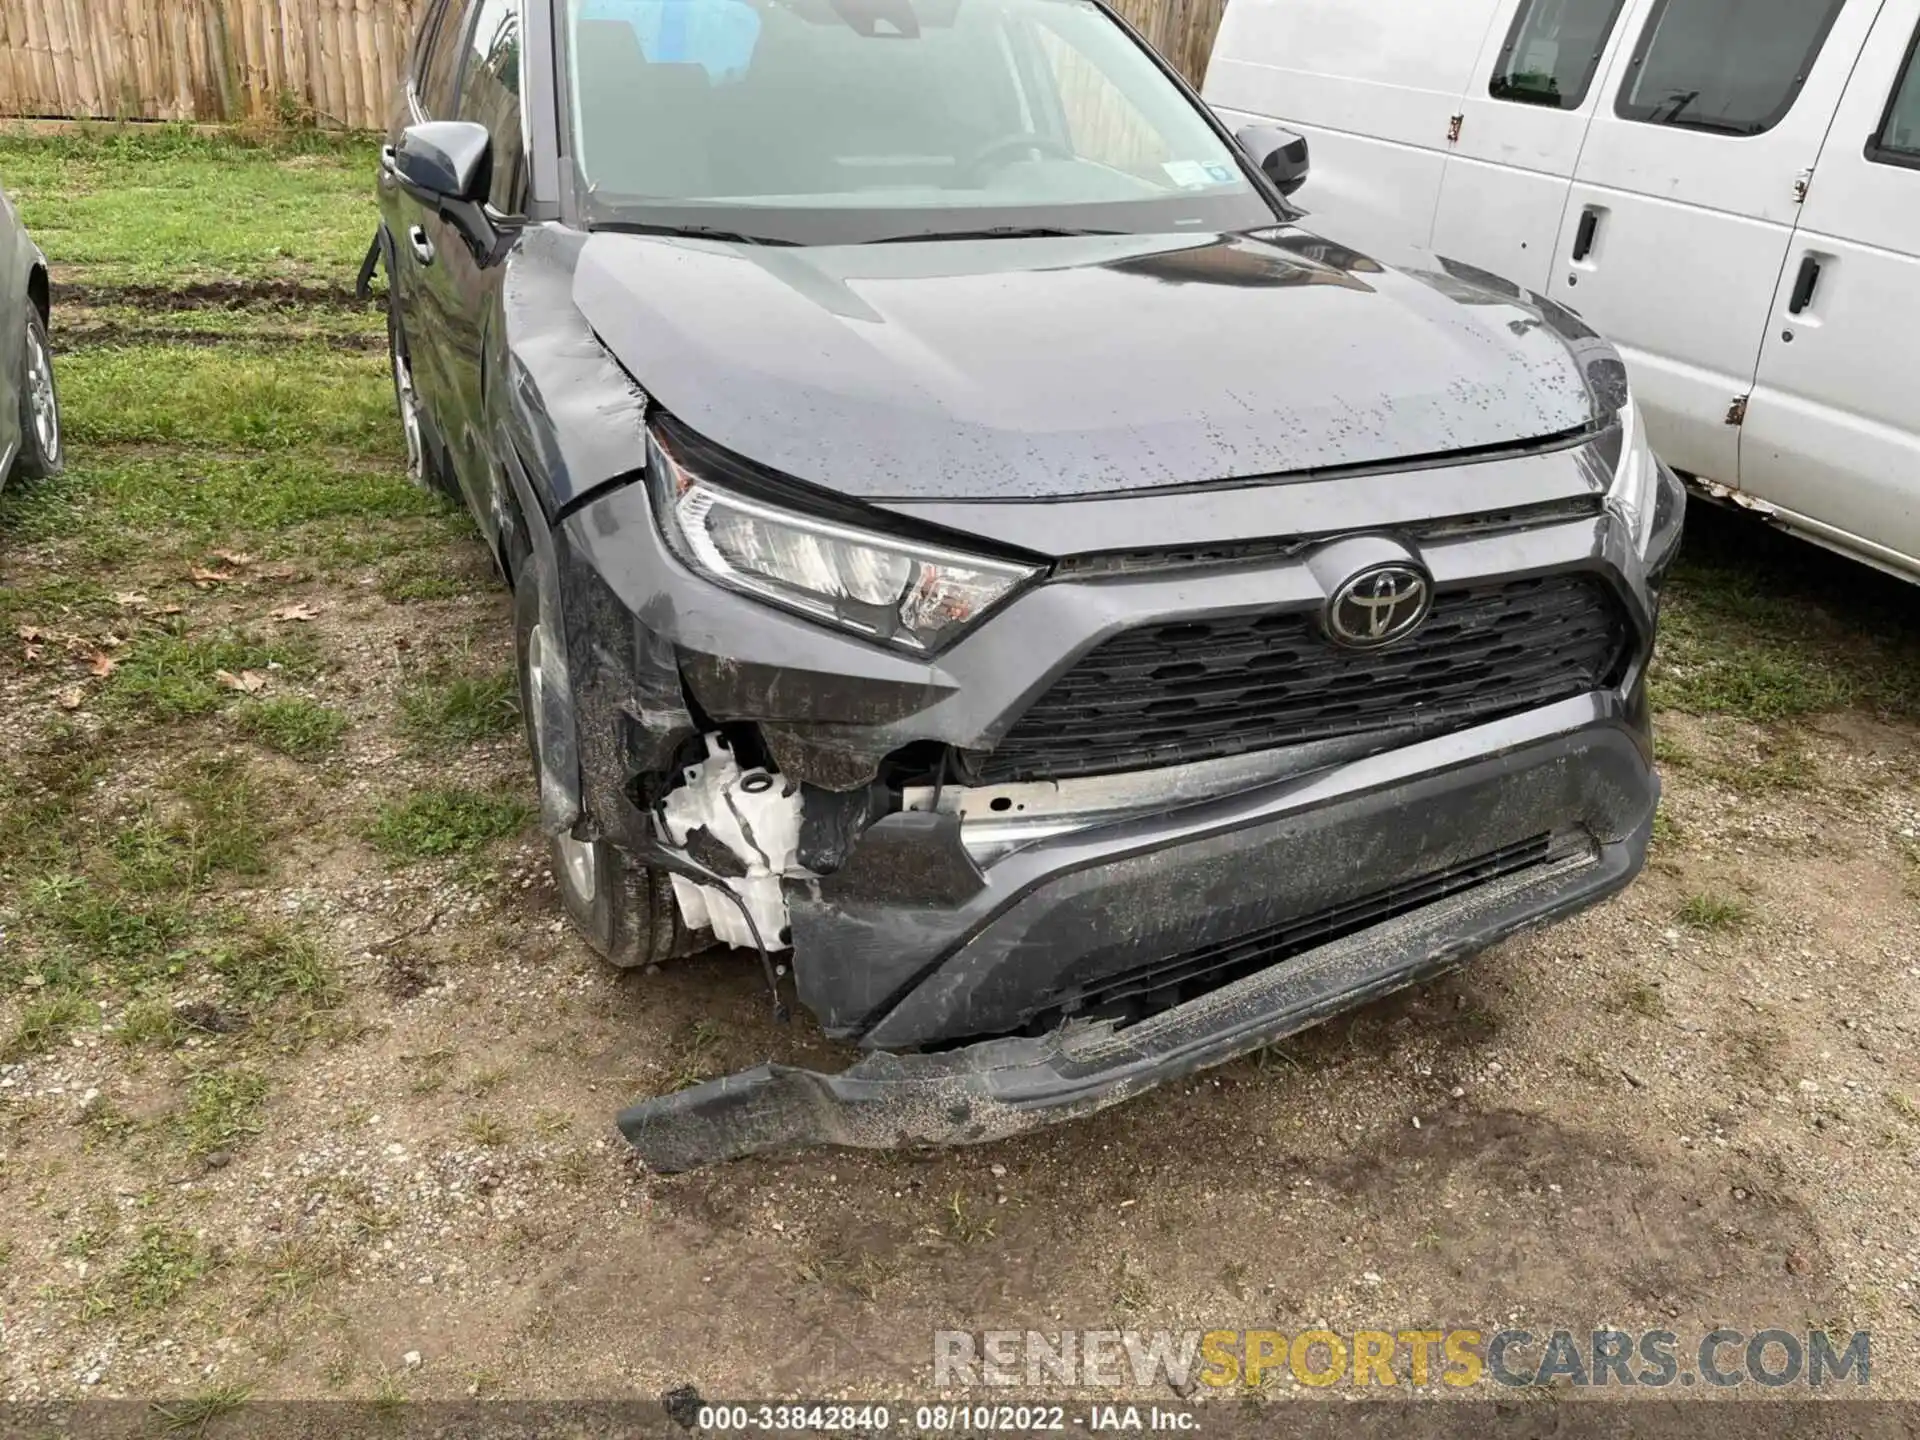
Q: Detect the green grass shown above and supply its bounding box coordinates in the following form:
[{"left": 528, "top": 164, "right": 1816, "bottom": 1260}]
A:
[
  {"left": 1676, "top": 891, "right": 1750, "bottom": 933},
  {"left": 0, "top": 724, "right": 112, "bottom": 870},
  {"left": 174, "top": 1065, "right": 272, "bottom": 1157},
  {"left": 61, "top": 344, "right": 398, "bottom": 454},
  {"left": 1654, "top": 509, "right": 1920, "bottom": 724},
  {"left": 27, "top": 873, "right": 192, "bottom": 973},
  {"left": 379, "top": 571, "right": 469, "bottom": 603},
  {"left": 400, "top": 671, "right": 520, "bottom": 748},
  {"left": 115, "top": 998, "right": 186, "bottom": 1050},
  {"left": 1649, "top": 804, "right": 1681, "bottom": 852},
  {"left": 0, "top": 453, "right": 437, "bottom": 549},
  {"left": 81, "top": 1223, "right": 215, "bottom": 1319},
  {"left": 110, "top": 759, "right": 272, "bottom": 893},
  {"left": 370, "top": 787, "right": 532, "bottom": 860},
  {"left": 104, "top": 626, "right": 320, "bottom": 721},
  {"left": 0, "top": 575, "right": 120, "bottom": 632},
  {"left": 209, "top": 929, "right": 341, "bottom": 1015},
  {"left": 2, "top": 992, "right": 94, "bottom": 1063},
  {"left": 0, "top": 124, "right": 378, "bottom": 287},
  {"left": 152, "top": 1383, "right": 255, "bottom": 1435},
  {"left": 459, "top": 1113, "right": 512, "bottom": 1148},
  {"left": 234, "top": 697, "right": 350, "bottom": 759}
]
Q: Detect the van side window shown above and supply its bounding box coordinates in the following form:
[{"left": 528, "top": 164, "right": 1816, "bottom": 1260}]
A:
[
  {"left": 1868, "top": 24, "right": 1920, "bottom": 168},
  {"left": 418, "top": 0, "right": 474, "bottom": 117},
  {"left": 457, "top": 0, "right": 528, "bottom": 212},
  {"left": 1489, "top": 0, "right": 1627, "bottom": 109},
  {"left": 1615, "top": 0, "right": 1846, "bottom": 136}
]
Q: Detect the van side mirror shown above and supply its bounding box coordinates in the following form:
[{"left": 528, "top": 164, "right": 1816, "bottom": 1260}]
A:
[
  {"left": 392, "top": 121, "right": 493, "bottom": 204},
  {"left": 1236, "top": 124, "right": 1310, "bottom": 197}
]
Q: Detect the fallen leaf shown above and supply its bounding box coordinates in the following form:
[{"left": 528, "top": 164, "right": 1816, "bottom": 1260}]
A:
[
  {"left": 259, "top": 565, "right": 302, "bottom": 582},
  {"left": 189, "top": 567, "right": 235, "bottom": 588},
  {"left": 56, "top": 686, "right": 83, "bottom": 710},
  {"left": 112, "top": 592, "right": 150, "bottom": 609},
  {"left": 270, "top": 602, "right": 321, "bottom": 623},
  {"left": 216, "top": 669, "right": 268, "bottom": 694},
  {"left": 17, "top": 624, "right": 44, "bottom": 643},
  {"left": 86, "top": 651, "right": 117, "bottom": 677},
  {"left": 212, "top": 550, "right": 256, "bottom": 568},
  {"left": 157, "top": 605, "right": 186, "bottom": 617}
]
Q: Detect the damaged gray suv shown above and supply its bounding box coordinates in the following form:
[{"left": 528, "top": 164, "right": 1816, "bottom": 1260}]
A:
[{"left": 372, "top": 0, "right": 1683, "bottom": 1170}]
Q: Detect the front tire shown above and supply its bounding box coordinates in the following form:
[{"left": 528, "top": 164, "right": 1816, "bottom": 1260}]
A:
[
  {"left": 513, "top": 563, "right": 699, "bottom": 970},
  {"left": 13, "top": 306, "right": 61, "bottom": 483}
]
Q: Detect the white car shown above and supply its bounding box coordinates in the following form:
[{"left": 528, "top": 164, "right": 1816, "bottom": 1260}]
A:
[
  {"left": 1203, "top": 0, "right": 1920, "bottom": 582},
  {"left": 0, "top": 185, "right": 60, "bottom": 489}
]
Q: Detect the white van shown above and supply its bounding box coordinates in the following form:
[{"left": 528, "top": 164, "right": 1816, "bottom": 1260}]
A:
[{"left": 1203, "top": 0, "right": 1920, "bottom": 582}]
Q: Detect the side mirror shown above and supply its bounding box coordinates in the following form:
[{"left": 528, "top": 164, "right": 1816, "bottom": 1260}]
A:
[
  {"left": 392, "top": 120, "right": 493, "bottom": 204},
  {"left": 1235, "top": 124, "right": 1309, "bottom": 197}
]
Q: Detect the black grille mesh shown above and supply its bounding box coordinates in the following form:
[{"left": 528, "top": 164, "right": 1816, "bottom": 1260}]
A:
[
  {"left": 1050, "top": 833, "right": 1556, "bottom": 1023},
  {"left": 978, "top": 574, "right": 1630, "bottom": 783}
]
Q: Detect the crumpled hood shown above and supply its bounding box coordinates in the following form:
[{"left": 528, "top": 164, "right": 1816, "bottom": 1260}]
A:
[{"left": 573, "top": 227, "right": 1598, "bottom": 502}]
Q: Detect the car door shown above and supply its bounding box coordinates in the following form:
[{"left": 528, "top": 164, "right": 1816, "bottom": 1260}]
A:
[
  {"left": 1541, "top": 0, "right": 1877, "bottom": 487},
  {"left": 1429, "top": 0, "right": 1637, "bottom": 292},
  {"left": 386, "top": 0, "right": 475, "bottom": 446},
  {"left": 1738, "top": 0, "right": 1920, "bottom": 576},
  {"left": 434, "top": 0, "right": 530, "bottom": 512}
]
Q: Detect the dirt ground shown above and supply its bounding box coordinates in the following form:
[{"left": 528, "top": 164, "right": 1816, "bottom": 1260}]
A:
[{"left": 1, "top": 126, "right": 1917, "bottom": 1417}]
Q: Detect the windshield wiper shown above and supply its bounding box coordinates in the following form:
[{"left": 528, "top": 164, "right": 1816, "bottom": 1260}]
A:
[
  {"left": 591, "top": 220, "right": 799, "bottom": 246},
  {"left": 862, "top": 225, "right": 1125, "bottom": 244}
]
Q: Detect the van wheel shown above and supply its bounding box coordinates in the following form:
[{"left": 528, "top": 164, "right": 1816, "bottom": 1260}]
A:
[
  {"left": 13, "top": 307, "right": 62, "bottom": 482},
  {"left": 512, "top": 564, "right": 701, "bottom": 970}
]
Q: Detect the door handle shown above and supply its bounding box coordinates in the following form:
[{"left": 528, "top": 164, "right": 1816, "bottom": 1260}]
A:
[
  {"left": 378, "top": 144, "right": 398, "bottom": 189},
  {"left": 408, "top": 225, "right": 435, "bottom": 266},
  {"left": 1787, "top": 254, "right": 1822, "bottom": 315},
  {"left": 1571, "top": 207, "right": 1601, "bottom": 263}
]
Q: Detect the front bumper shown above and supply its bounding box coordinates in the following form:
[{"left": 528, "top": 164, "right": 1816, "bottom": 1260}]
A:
[
  {"left": 620, "top": 803, "right": 1650, "bottom": 1172},
  {"left": 618, "top": 696, "right": 1657, "bottom": 1170}
]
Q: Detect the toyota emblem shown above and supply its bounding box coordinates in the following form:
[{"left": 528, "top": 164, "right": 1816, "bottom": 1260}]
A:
[{"left": 1326, "top": 563, "right": 1433, "bottom": 648}]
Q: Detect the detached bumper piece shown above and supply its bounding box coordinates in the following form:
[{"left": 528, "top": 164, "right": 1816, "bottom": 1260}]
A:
[{"left": 617, "top": 818, "right": 1644, "bottom": 1172}]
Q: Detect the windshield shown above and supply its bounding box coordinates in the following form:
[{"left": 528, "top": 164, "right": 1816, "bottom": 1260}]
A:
[{"left": 562, "top": 0, "right": 1277, "bottom": 243}]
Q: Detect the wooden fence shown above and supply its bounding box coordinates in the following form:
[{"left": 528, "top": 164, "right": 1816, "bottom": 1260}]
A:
[{"left": 0, "top": 0, "right": 1226, "bottom": 130}]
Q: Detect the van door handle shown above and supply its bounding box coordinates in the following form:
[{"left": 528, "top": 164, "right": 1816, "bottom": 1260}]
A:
[
  {"left": 408, "top": 225, "right": 435, "bottom": 266},
  {"left": 1571, "top": 207, "right": 1600, "bottom": 262},
  {"left": 1787, "top": 254, "right": 1822, "bottom": 315}
]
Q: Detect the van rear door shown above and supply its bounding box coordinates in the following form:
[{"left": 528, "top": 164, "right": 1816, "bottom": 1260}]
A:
[
  {"left": 1430, "top": 0, "right": 1638, "bottom": 292},
  {"left": 1201, "top": 0, "right": 1506, "bottom": 252},
  {"left": 1738, "top": 0, "right": 1920, "bottom": 578},
  {"left": 1541, "top": 0, "right": 1878, "bottom": 488}
]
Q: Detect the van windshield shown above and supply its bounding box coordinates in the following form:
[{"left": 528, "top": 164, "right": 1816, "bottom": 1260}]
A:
[{"left": 562, "top": 0, "right": 1277, "bottom": 243}]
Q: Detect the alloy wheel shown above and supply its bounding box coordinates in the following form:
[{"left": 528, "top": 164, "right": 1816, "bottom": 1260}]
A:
[
  {"left": 525, "top": 619, "right": 598, "bottom": 903},
  {"left": 25, "top": 322, "right": 58, "bottom": 465}
]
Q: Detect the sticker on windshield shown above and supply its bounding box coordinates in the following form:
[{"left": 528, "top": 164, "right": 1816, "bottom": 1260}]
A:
[{"left": 1162, "top": 159, "right": 1238, "bottom": 189}]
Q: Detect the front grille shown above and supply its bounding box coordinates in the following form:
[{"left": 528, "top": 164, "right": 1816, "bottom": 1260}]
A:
[
  {"left": 1046, "top": 833, "right": 1555, "bottom": 1024},
  {"left": 1051, "top": 496, "right": 1604, "bottom": 580},
  {"left": 978, "top": 574, "right": 1631, "bottom": 783}
]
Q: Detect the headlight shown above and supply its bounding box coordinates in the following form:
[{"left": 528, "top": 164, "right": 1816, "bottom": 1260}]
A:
[
  {"left": 650, "top": 432, "right": 1038, "bottom": 652},
  {"left": 1608, "top": 401, "right": 1661, "bottom": 555}
]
